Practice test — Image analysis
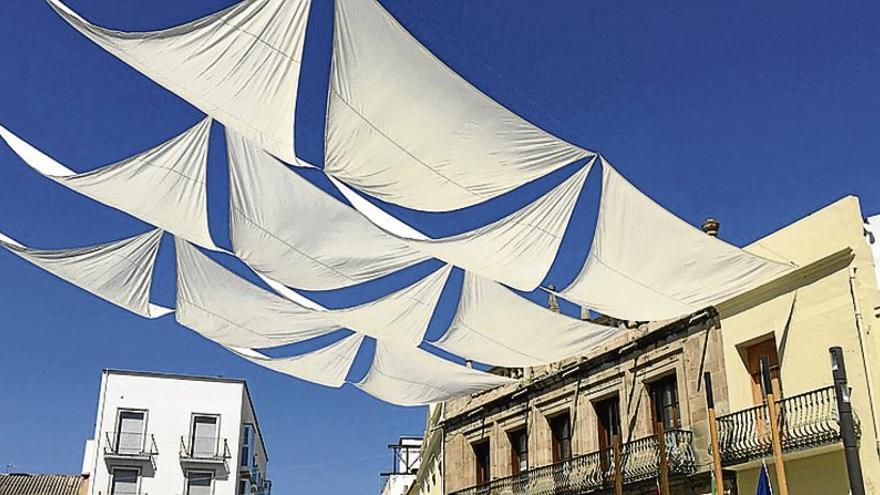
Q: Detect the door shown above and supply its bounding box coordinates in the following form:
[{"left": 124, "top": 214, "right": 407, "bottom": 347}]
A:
[
  {"left": 473, "top": 441, "right": 491, "bottom": 485},
  {"left": 192, "top": 415, "right": 219, "bottom": 458},
  {"left": 509, "top": 429, "right": 528, "bottom": 474},
  {"left": 594, "top": 396, "right": 620, "bottom": 471},
  {"left": 116, "top": 410, "right": 145, "bottom": 455},
  {"left": 549, "top": 413, "right": 572, "bottom": 463},
  {"left": 746, "top": 338, "right": 783, "bottom": 405},
  {"left": 185, "top": 471, "right": 213, "bottom": 495},
  {"left": 110, "top": 468, "right": 139, "bottom": 495},
  {"left": 650, "top": 375, "right": 681, "bottom": 434}
]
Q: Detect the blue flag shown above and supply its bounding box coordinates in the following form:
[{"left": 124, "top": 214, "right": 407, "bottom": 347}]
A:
[{"left": 756, "top": 464, "right": 773, "bottom": 495}]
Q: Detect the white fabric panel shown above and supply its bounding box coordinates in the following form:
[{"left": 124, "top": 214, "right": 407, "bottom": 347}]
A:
[
  {"left": 355, "top": 340, "right": 516, "bottom": 406},
  {"left": 331, "top": 266, "right": 452, "bottom": 345},
  {"left": 866, "top": 215, "right": 880, "bottom": 289},
  {"left": 227, "top": 131, "right": 431, "bottom": 290},
  {"left": 176, "top": 237, "right": 450, "bottom": 347},
  {"left": 175, "top": 238, "right": 342, "bottom": 349},
  {"left": 325, "top": 0, "right": 592, "bottom": 211},
  {"left": 407, "top": 163, "right": 593, "bottom": 291},
  {"left": 434, "top": 272, "right": 620, "bottom": 367},
  {"left": 0, "top": 229, "right": 169, "bottom": 318},
  {"left": 48, "top": 0, "right": 309, "bottom": 164},
  {"left": 560, "top": 159, "right": 795, "bottom": 321},
  {"left": 229, "top": 333, "right": 365, "bottom": 388},
  {"left": 0, "top": 119, "right": 217, "bottom": 250}
]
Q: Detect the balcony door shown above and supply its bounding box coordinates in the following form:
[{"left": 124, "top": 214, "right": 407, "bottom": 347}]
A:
[
  {"left": 116, "top": 410, "right": 145, "bottom": 455},
  {"left": 649, "top": 374, "right": 681, "bottom": 434},
  {"left": 508, "top": 429, "right": 528, "bottom": 475},
  {"left": 549, "top": 412, "right": 572, "bottom": 463},
  {"left": 185, "top": 471, "right": 213, "bottom": 495},
  {"left": 473, "top": 440, "right": 491, "bottom": 485},
  {"left": 594, "top": 396, "right": 620, "bottom": 470},
  {"left": 746, "top": 338, "right": 783, "bottom": 405},
  {"left": 110, "top": 468, "right": 139, "bottom": 495},
  {"left": 191, "top": 415, "right": 219, "bottom": 458}
]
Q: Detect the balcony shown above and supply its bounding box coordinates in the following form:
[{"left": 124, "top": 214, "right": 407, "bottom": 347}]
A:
[
  {"left": 103, "top": 431, "right": 158, "bottom": 462},
  {"left": 179, "top": 435, "right": 232, "bottom": 465},
  {"left": 716, "top": 385, "right": 858, "bottom": 467},
  {"left": 451, "top": 430, "right": 696, "bottom": 495}
]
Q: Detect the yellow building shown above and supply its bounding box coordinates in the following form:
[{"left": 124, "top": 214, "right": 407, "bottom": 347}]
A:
[{"left": 716, "top": 196, "right": 880, "bottom": 494}]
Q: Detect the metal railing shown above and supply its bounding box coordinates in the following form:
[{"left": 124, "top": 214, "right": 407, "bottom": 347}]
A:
[
  {"left": 104, "top": 431, "right": 158, "bottom": 459},
  {"left": 179, "top": 435, "right": 231, "bottom": 462},
  {"left": 715, "top": 385, "right": 858, "bottom": 466},
  {"left": 451, "top": 430, "right": 695, "bottom": 495}
]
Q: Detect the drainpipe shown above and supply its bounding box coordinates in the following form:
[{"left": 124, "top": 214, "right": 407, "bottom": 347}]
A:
[{"left": 847, "top": 267, "right": 880, "bottom": 459}]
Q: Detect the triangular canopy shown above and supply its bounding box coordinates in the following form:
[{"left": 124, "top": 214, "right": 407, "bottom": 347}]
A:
[
  {"left": 0, "top": 228, "right": 169, "bottom": 318},
  {"left": 325, "top": 0, "right": 592, "bottom": 211},
  {"left": 228, "top": 333, "right": 365, "bottom": 388},
  {"left": 560, "top": 158, "right": 795, "bottom": 321},
  {"left": 433, "top": 272, "right": 620, "bottom": 367},
  {"left": 405, "top": 162, "right": 593, "bottom": 290},
  {"left": 175, "top": 238, "right": 341, "bottom": 349},
  {"left": 176, "top": 237, "right": 452, "bottom": 347},
  {"left": 227, "top": 131, "right": 430, "bottom": 290},
  {"left": 48, "top": 0, "right": 310, "bottom": 164},
  {"left": 355, "top": 339, "right": 516, "bottom": 406},
  {"left": 0, "top": 118, "right": 217, "bottom": 250}
]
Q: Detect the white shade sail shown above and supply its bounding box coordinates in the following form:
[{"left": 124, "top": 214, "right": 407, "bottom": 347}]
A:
[
  {"left": 355, "top": 340, "right": 516, "bottom": 406},
  {"left": 227, "top": 131, "right": 430, "bottom": 290},
  {"left": 325, "top": 0, "right": 592, "bottom": 211},
  {"left": 407, "top": 162, "right": 593, "bottom": 290},
  {"left": 48, "top": 0, "right": 310, "bottom": 164},
  {"left": 175, "top": 238, "right": 342, "bottom": 349},
  {"left": 0, "top": 118, "right": 217, "bottom": 250},
  {"left": 433, "top": 272, "right": 620, "bottom": 367},
  {"left": 228, "top": 333, "right": 365, "bottom": 388},
  {"left": 560, "top": 159, "right": 795, "bottom": 321},
  {"left": 0, "top": 228, "right": 169, "bottom": 318},
  {"left": 177, "top": 237, "right": 451, "bottom": 347}
]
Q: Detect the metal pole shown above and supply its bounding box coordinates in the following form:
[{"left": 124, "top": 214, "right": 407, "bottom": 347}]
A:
[
  {"left": 704, "top": 372, "right": 725, "bottom": 494},
  {"left": 830, "top": 347, "right": 867, "bottom": 495},
  {"left": 656, "top": 422, "right": 670, "bottom": 495},
  {"left": 761, "top": 356, "right": 789, "bottom": 495},
  {"left": 613, "top": 434, "right": 623, "bottom": 495}
]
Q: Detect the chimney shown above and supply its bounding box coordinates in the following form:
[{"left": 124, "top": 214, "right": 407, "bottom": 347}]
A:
[
  {"left": 547, "top": 285, "right": 560, "bottom": 313},
  {"left": 701, "top": 218, "right": 720, "bottom": 237}
]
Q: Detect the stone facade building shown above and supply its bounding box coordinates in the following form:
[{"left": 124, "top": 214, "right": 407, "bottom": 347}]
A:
[{"left": 429, "top": 196, "right": 880, "bottom": 495}]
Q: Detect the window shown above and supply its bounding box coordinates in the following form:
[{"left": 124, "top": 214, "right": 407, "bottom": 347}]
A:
[
  {"left": 746, "top": 338, "right": 782, "bottom": 405},
  {"left": 594, "top": 396, "right": 620, "bottom": 467},
  {"left": 110, "top": 468, "right": 139, "bottom": 495},
  {"left": 473, "top": 440, "right": 491, "bottom": 484},
  {"left": 185, "top": 471, "right": 212, "bottom": 495},
  {"left": 650, "top": 374, "right": 681, "bottom": 432},
  {"left": 238, "top": 479, "right": 249, "bottom": 495},
  {"left": 508, "top": 428, "right": 528, "bottom": 474},
  {"left": 191, "top": 415, "right": 219, "bottom": 458},
  {"left": 549, "top": 413, "right": 572, "bottom": 463},
  {"left": 115, "top": 410, "right": 146, "bottom": 455},
  {"left": 241, "top": 424, "right": 255, "bottom": 468}
]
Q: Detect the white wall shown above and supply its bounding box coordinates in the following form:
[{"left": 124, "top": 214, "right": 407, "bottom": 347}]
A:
[{"left": 84, "top": 371, "right": 257, "bottom": 495}]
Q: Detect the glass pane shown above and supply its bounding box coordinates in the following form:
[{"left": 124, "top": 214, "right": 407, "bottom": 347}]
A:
[
  {"left": 111, "top": 469, "right": 138, "bottom": 495},
  {"left": 192, "top": 416, "right": 218, "bottom": 457}
]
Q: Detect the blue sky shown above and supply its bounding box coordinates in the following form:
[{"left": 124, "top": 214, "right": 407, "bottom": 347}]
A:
[{"left": 1, "top": 0, "right": 879, "bottom": 493}]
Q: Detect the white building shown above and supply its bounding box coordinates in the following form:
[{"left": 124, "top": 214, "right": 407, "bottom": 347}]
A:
[
  {"left": 80, "top": 369, "right": 270, "bottom": 495},
  {"left": 379, "top": 437, "right": 422, "bottom": 495}
]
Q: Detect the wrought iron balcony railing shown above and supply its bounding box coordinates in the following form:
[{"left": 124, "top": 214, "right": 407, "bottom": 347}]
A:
[
  {"left": 450, "top": 430, "right": 696, "bottom": 495},
  {"left": 179, "top": 435, "right": 231, "bottom": 463},
  {"left": 104, "top": 431, "right": 158, "bottom": 460},
  {"left": 715, "top": 385, "right": 858, "bottom": 466}
]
